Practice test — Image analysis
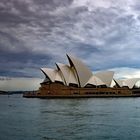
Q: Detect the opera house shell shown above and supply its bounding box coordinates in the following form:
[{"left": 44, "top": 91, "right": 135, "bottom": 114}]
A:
[{"left": 23, "top": 54, "right": 140, "bottom": 98}]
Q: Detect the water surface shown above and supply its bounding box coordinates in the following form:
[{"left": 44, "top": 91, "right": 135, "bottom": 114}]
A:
[{"left": 0, "top": 94, "right": 140, "bottom": 140}]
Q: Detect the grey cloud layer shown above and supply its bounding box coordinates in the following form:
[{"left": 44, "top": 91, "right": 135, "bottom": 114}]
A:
[{"left": 0, "top": 0, "right": 140, "bottom": 77}]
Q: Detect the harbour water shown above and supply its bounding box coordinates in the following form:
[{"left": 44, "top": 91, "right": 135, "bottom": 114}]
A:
[{"left": 0, "top": 94, "right": 140, "bottom": 140}]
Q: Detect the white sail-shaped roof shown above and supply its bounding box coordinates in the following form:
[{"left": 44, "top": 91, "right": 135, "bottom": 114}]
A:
[
  {"left": 41, "top": 68, "right": 63, "bottom": 83},
  {"left": 40, "top": 55, "right": 140, "bottom": 89},
  {"left": 55, "top": 71, "right": 63, "bottom": 82},
  {"left": 114, "top": 78, "right": 140, "bottom": 88},
  {"left": 114, "top": 79, "right": 124, "bottom": 87},
  {"left": 67, "top": 54, "right": 93, "bottom": 87},
  {"left": 69, "top": 67, "right": 79, "bottom": 85},
  {"left": 86, "top": 75, "right": 105, "bottom": 86},
  {"left": 41, "top": 68, "right": 56, "bottom": 82},
  {"left": 94, "top": 71, "right": 114, "bottom": 87},
  {"left": 123, "top": 78, "right": 140, "bottom": 89},
  {"left": 56, "top": 63, "right": 78, "bottom": 86}
]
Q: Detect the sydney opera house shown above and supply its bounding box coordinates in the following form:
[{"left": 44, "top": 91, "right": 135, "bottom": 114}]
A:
[{"left": 23, "top": 54, "right": 140, "bottom": 98}]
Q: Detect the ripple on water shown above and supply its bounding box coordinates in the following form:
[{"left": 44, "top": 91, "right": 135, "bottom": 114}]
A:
[{"left": 0, "top": 95, "right": 140, "bottom": 140}]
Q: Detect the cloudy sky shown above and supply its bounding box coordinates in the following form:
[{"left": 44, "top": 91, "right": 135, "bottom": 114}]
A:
[{"left": 0, "top": 0, "right": 140, "bottom": 90}]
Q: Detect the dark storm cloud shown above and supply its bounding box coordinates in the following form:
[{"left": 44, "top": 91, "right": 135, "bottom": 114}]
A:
[
  {"left": 0, "top": 0, "right": 140, "bottom": 78},
  {"left": 0, "top": 49, "right": 53, "bottom": 77},
  {"left": 0, "top": 12, "right": 28, "bottom": 25}
]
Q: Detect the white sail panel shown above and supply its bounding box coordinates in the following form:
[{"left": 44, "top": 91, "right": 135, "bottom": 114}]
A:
[
  {"left": 86, "top": 75, "right": 105, "bottom": 86},
  {"left": 95, "top": 71, "right": 114, "bottom": 87},
  {"left": 67, "top": 54, "right": 93, "bottom": 87}
]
